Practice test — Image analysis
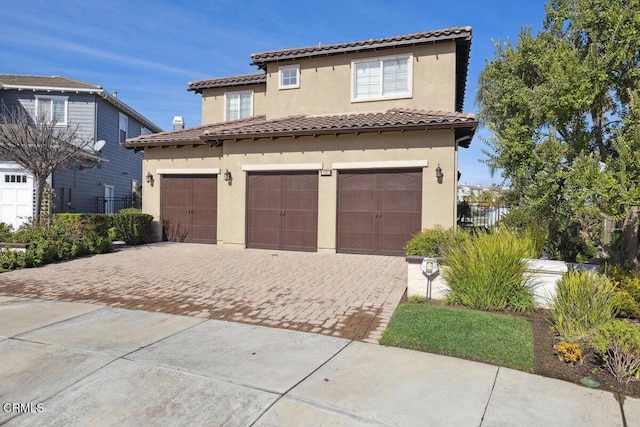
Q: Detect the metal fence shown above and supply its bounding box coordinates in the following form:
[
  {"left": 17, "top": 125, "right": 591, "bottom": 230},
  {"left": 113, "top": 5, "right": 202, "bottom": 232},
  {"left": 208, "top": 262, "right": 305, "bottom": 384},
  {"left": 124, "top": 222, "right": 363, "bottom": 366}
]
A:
[
  {"left": 96, "top": 196, "right": 141, "bottom": 214},
  {"left": 457, "top": 202, "right": 510, "bottom": 229}
]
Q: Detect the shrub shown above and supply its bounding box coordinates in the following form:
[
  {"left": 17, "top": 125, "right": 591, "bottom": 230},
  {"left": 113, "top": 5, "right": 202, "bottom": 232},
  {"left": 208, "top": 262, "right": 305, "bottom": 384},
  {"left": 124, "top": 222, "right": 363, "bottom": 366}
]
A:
[
  {"left": 606, "top": 266, "right": 640, "bottom": 319},
  {"left": 0, "top": 222, "right": 13, "bottom": 242},
  {"left": 551, "top": 271, "right": 617, "bottom": 343},
  {"left": 53, "top": 213, "right": 112, "bottom": 239},
  {"left": 404, "top": 226, "right": 469, "bottom": 257},
  {"left": 112, "top": 208, "right": 153, "bottom": 245},
  {"left": 0, "top": 248, "right": 28, "bottom": 272},
  {"left": 592, "top": 320, "right": 640, "bottom": 383},
  {"left": 442, "top": 227, "right": 537, "bottom": 312}
]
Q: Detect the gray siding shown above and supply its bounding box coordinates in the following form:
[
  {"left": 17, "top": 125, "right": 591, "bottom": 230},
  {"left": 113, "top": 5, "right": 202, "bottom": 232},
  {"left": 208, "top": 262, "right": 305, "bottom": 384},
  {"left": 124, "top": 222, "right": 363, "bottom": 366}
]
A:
[
  {"left": 0, "top": 91, "right": 95, "bottom": 141},
  {"left": 52, "top": 98, "right": 144, "bottom": 213},
  {"left": 1, "top": 89, "right": 147, "bottom": 214}
]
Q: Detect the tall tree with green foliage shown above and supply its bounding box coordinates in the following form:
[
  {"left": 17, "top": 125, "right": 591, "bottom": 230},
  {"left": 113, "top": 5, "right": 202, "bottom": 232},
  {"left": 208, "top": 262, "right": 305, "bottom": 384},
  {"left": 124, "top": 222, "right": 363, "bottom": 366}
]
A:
[{"left": 477, "top": 0, "right": 640, "bottom": 264}]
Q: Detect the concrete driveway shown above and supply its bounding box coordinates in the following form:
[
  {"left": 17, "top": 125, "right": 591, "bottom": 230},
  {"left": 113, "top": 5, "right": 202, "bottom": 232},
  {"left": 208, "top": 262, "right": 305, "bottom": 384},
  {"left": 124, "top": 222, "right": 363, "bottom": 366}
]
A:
[
  {"left": 0, "top": 243, "right": 406, "bottom": 343},
  {"left": 1, "top": 297, "right": 635, "bottom": 426}
]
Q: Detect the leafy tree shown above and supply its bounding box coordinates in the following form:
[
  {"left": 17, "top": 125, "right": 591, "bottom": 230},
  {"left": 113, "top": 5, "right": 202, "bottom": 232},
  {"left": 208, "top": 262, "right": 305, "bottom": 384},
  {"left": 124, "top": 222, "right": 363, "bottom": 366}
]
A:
[
  {"left": 0, "top": 104, "right": 94, "bottom": 225},
  {"left": 477, "top": 0, "right": 640, "bottom": 264}
]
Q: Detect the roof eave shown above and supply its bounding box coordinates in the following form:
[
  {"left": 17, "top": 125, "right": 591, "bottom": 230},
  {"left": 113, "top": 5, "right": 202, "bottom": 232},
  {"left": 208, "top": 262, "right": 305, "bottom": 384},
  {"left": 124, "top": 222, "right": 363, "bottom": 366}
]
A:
[
  {"left": 202, "top": 120, "right": 478, "bottom": 145},
  {"left": 250, "top": 31, "right": 472, "bottom": 68},
  {"left": 0, "top": 84, "right": 102, "bottom": 93}
]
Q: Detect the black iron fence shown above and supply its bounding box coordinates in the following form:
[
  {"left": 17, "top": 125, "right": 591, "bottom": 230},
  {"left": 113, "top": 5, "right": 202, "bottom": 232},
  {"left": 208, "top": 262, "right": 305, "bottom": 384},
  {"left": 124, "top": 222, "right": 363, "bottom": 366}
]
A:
[
  {"left": 96, "top": 196, "right": 141, "bottom": 214},
  {"left": 457, "top": 202, "right": 510, "bottom": 229}
]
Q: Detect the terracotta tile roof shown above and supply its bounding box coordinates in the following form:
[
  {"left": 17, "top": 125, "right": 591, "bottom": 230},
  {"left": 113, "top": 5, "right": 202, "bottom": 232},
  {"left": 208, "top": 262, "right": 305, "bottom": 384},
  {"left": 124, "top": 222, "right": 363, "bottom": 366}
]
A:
[
  {"left": 122, "top": 115, "right": 267, "bottom": 148},
  {"left": 250, "top": 26, "right": 472, "bottom": 66},
  {"left": 188, "top": 73, "right": 266, "bottom": 93},
  {"left": 0, "top": 74, "right": 102, "bottom": 90},
  {"left": 123, "top": 109, "right": 477, "bottom": 150}
]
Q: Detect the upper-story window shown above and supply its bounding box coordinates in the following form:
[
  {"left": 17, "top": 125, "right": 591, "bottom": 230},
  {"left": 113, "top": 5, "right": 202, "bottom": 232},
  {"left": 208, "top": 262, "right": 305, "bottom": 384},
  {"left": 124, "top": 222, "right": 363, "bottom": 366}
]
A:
[
  {"left": 119, "top": 113, "right": 128, "bottom": 144},
  {"left": 279, "top": 64, "right": 300, "bottom": 89},
  {"left": 140, "top": 127, "right": 151, "bottom": 136},
  {"left": 352, "top": 54, "right": 412, "bottom": 101},
  {"left": 225, "top": 91, "right": 253, "bottom": 121},
  {"left": 35, "top": 95, "right": 68, "bottom": 125}
]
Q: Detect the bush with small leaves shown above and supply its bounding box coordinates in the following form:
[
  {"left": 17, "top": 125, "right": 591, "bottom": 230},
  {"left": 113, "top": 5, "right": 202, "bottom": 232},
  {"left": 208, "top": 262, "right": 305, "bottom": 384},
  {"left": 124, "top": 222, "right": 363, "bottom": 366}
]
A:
[
  {"left": 592, "top": 320, "right": 640, "bottom": 383},
  {"left": 112, "top": 208, "right": 153, "bottom": 245},
  {"left": 404, "top": 226, "right": 469, "bottom": 258}
]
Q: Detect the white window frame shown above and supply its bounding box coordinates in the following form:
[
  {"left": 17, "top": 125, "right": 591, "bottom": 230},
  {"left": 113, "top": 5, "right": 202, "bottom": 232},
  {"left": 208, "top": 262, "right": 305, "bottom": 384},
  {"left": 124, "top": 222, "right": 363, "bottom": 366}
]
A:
[
  {"left": 278, "top": 64, "right": 300, "bottom": 90},
  {"left": 140, "top": 127, "right": 150, "bottom": 136},
  {"left": 351, "top": 54, "right": 413, "bottom": 102},
  {"left": 34, "top": 95, "right": 68, "bottom": 125},
  {"left": 224, "top": 91, "right": 253, "bottom": 121},
  {"left": 119, "top": 112, "right": 128, "bottom": 144}
]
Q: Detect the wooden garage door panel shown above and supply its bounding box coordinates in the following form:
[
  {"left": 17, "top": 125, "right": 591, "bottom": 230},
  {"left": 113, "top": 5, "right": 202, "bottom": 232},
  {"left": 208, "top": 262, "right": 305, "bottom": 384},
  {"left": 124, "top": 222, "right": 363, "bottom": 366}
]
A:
[
  {"left": 283, "top": 230, "right": 317, "bottom": 252},
  {"left": 247, "top": 172, "right": 318, "bottom": 252},
  {"left": 338, "top": 169, "right": 422, "bottom": 256},
  {"left": 162, "top": 175, "right": 217, "bottom": 244}
]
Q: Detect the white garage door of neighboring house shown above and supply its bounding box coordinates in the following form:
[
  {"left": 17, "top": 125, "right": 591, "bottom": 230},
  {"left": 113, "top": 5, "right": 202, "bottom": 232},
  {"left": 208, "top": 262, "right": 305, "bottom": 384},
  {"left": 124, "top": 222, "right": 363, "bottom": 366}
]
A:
[{"left": 0, "top": 166, "right": 34, "bottom": 231}]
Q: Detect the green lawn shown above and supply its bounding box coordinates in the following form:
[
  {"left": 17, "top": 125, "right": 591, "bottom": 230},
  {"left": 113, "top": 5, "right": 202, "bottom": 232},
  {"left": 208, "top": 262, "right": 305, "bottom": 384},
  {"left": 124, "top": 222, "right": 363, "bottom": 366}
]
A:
[{"left": 380, "top": 303, "right": 534, "bottom": 372}]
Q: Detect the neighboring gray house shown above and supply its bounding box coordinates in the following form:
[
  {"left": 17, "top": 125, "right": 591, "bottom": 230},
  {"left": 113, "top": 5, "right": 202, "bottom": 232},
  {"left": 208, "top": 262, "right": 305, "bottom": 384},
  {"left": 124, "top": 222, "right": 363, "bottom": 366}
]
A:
[{"left": 0, "top": 75, "right": 162, "bottom": 229}]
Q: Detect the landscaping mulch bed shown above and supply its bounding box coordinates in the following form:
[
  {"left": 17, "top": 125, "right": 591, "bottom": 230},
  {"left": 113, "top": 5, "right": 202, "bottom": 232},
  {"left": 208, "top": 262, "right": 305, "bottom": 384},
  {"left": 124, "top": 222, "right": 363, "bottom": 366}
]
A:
[{"left": 529, "top": 309, "right": 640, "bottom": 397}]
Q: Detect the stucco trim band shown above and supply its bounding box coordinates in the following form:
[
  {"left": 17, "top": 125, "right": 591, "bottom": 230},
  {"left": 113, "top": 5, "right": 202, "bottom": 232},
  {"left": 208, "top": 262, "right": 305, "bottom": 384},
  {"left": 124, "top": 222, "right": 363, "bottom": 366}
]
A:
[
  {"left": 241, "top": 163, "right": 323, "bottom": 172},
  {"left": 332, "top": 160, "right": 429, "bottom": 170},
  {"left": 156, "top": 168, "right": 221, "bottom": 175}
]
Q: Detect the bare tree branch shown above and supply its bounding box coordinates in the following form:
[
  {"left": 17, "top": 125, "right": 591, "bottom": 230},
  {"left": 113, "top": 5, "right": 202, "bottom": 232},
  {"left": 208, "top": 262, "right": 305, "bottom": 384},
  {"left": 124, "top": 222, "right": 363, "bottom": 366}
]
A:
[{"left": 0, "top": 102, "right": 94, "bottom": 225}]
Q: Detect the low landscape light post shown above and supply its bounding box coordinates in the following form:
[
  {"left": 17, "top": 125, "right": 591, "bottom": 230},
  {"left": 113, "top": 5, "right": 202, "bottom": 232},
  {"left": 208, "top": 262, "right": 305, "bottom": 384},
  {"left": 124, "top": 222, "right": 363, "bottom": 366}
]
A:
[{"left": 420, "top": 257, "right": 440, "bottom": 300}]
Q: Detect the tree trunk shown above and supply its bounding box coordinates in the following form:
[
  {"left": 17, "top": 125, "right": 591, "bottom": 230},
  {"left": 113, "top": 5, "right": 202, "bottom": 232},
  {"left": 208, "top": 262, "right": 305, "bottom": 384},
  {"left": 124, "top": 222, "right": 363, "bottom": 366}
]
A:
[
  {"left": 621, "top": 206, "right": 639, "bottom": 269},
  {"left": 33, "top": 177, "right": 46, "bottom": 227}
]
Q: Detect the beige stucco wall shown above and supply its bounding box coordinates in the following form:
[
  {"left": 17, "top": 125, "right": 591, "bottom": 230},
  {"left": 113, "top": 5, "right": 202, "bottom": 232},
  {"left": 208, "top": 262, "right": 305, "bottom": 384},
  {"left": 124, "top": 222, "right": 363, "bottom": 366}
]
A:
[
  {"left": 199, "top": 42, "right": 457, "bottom": 124},
  {"left": 142, "top": 130, "right": 458, "bottom": 251}
]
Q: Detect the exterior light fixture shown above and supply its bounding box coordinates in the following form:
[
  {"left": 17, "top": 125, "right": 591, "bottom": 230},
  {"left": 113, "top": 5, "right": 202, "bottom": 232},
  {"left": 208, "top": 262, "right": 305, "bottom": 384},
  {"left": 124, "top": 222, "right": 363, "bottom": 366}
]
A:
[
  {"left": 224, "top": 169, "right": 232, "bottom": 182},
  {"left": 435, "top": 164, "right": 443, "bottom": 184},
  {"left": 146, "top": 172, "right": 154, "bottom": 185}
]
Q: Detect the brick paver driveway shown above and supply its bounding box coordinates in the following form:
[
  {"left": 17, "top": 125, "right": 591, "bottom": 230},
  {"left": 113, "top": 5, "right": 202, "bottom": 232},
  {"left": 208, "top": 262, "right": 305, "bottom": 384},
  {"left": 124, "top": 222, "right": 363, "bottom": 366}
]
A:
[{"left": 0, "top": 243, "right": 407, "bottom": 343}]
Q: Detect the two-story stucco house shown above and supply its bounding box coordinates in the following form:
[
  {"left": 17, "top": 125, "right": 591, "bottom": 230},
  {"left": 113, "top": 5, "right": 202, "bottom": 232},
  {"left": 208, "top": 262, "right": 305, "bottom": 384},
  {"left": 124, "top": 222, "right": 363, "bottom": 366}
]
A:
[
  {"left": 124, "top": 27, "right": 478, "bottom": 256},
  {"left": 0, "top": 75, "right": 162, "bottom": 229}
]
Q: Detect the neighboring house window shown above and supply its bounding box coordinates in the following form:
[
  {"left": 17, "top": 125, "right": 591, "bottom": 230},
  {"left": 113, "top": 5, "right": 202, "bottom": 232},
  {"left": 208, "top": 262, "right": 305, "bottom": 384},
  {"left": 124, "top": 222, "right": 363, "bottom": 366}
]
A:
[
  {"left": 140, "top": 127, "right": 150, "bottom": 136},
  {"left": 4, "top": 175, "right": 28, "bottom": 183},
  {"left": 279, "top": 64, "right": 300, "bottom": 89},
  {"left": 352, "top": 55, "right": 412, "bottom": 101},
  {"left": 119, "top": 113, "right": 128, "bottom": 144},
  {"left": 35, "top": 95, "right": 68, "bottom": 125},
  {"left": 225, "top": 91, "right": 253, "bottom": 121}
]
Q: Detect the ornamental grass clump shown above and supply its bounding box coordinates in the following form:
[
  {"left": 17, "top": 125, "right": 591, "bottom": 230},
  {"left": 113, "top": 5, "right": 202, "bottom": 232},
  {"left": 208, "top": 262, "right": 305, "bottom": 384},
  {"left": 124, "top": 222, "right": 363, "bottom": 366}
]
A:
[
  {"left": 442, "top": 227, "right": 537, "bottom": 312},
  {"left": 551, "top": 270, "right": 617, "bottom": 343}
]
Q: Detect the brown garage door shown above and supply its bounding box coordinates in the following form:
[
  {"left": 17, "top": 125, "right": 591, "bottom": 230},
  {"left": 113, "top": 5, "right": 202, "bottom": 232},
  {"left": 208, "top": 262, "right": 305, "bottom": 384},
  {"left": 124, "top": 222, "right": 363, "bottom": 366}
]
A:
[
  {"left": 247, "top": 172, "right": 318, "bottom": 252},
  {"left": 337, "top": 169, "right": 422, "bottom": 256},
  {"left": 161, "top": 175, "right": 217, "bottom": 244}
]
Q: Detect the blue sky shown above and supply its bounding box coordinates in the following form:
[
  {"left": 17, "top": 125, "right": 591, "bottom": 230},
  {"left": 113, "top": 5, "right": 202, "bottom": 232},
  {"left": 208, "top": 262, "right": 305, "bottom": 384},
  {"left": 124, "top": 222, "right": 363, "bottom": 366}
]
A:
[{"left": 1, "top": 0, "right": 547, "bottom": 186}]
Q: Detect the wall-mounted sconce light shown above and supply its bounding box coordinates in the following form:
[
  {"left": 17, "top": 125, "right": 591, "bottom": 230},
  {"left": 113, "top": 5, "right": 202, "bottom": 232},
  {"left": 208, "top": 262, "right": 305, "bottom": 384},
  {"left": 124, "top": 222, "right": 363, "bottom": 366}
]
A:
[
  {"left": 435, "top": 164, "right": 443, "bottom": 184},
  {"left": 146, "top": 172, "right": 154, "bottom": 186},
  {"left": 223, "top": 169, "right": 232, "bottom": 182}
]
